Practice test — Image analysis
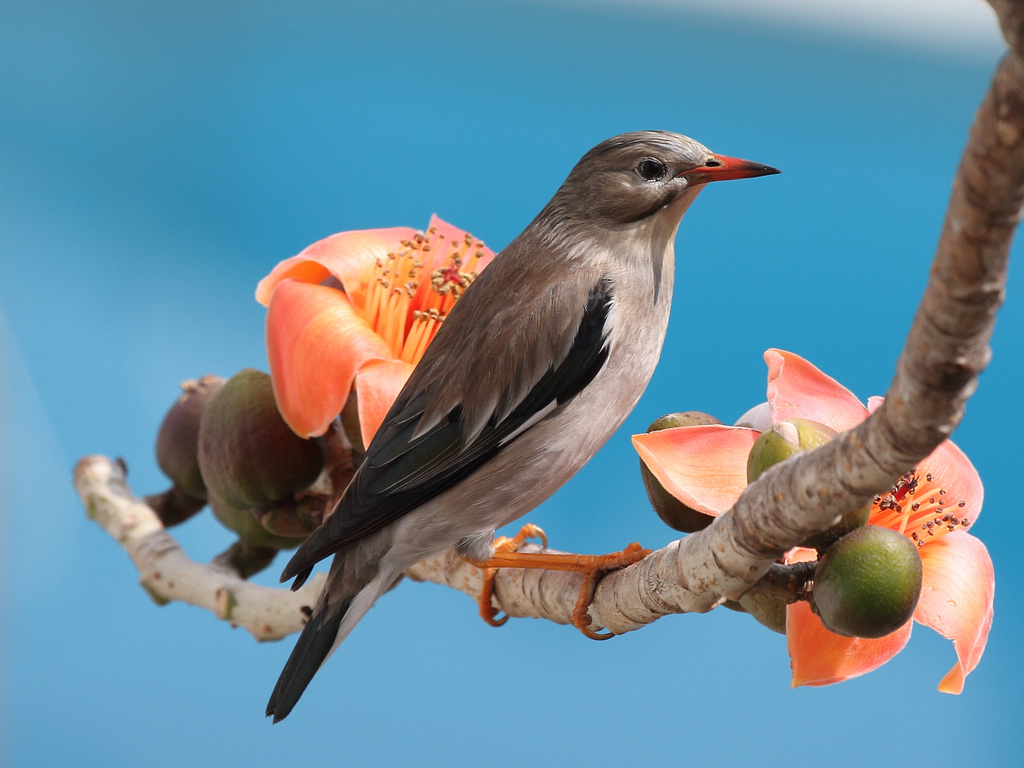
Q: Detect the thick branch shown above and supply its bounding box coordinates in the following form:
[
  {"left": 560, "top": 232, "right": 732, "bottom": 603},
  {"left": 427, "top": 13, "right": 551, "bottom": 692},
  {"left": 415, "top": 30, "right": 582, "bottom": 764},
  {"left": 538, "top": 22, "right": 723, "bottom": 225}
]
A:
[{"left": 76, "top": 453, "right": 811, "bottom": 635}]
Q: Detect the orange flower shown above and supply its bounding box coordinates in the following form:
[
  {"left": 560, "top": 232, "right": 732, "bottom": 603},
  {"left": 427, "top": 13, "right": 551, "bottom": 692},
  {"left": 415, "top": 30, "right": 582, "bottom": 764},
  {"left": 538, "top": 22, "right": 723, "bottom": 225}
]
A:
[
  {"left": 256, "top": 215, "right": 495, "bottom": 444},
  {"left": 633, "top": 349, "right": 993, "bottom": 693}
]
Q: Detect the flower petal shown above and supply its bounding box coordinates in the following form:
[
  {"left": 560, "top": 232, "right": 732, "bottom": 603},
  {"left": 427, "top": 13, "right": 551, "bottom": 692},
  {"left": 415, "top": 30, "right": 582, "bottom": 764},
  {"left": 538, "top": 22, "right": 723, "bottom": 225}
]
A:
[
  {"left": 265, "top": 279, "right": 394, "bottom": 438},
  {"left": 256, "top": 226, "right": 419, "bottom": 308},
  {"left": 632, "top": 425, "right": 759, "bottom": 515},
  {"left": 765, "top": 349, "right": 867, "bottom": 431},
  {"left": 914, "top": 530, "right": 994, "bottom": 694},
  {"left": 787, "top": 600, "right": 912, "bottom": 687},
  {"left": 735, "top": 402, "right": 773, "bottom": 431},
  {"left": 355, "top": 358, "right": 415, "bottom": 446}
]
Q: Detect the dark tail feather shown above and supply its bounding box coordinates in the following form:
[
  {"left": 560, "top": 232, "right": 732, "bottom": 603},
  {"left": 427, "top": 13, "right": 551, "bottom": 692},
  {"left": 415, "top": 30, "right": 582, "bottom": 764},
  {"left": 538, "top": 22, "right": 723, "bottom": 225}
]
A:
[{"left": 266, "top": 597, "right": 352, "bottom": 723}]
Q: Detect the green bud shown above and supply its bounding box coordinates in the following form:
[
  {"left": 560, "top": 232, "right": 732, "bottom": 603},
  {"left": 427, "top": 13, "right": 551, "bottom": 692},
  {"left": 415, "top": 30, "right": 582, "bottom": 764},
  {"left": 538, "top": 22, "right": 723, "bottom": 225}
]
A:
[
  {"left": 258, "top": 496, "right": 324, "bottom": 539},
  {"left": 208, "top": 491, "right": 307, "bottom": 552},
  {"left": 746, "top": 419, "right": 868, "bottom": 549},
  {"left": 746, "top": 418, "right": 837, "bottom": 483},
  {"left": 155, "top": 374, "right": 226, "bottom": 501},
  {"left": 802, "top": 502, "right": 872, "bottom": 552},
  {"left": 641, "top": 412, "right": 721, "bottom": 533},
  {"left": 812, "top": 526, "right": 923, "bottom": 639},
  {"left": 737, "top": 592, "right": 788, "bottom": 635},
  {"left": 648, "top": 411, "right": 721, "bottom": 431},
  {"left": 198, "top": 369, "right": 325, "bottom": 510}
]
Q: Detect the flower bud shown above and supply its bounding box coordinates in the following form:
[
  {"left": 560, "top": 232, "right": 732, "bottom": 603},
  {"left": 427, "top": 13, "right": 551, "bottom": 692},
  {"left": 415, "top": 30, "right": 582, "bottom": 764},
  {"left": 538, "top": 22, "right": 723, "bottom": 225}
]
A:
[
  {"left": 802, "top": 503, "right": 871, "bottom": 552},
  {"left": 746, "top": 418, "right": 836, "bottom": 483},
  {"left": 737, "top": 593, "right": 787, "bottom": 635},
  {"left": 208, "top": 491, "right": 307, "bottom": 552},
  {"left": 746, "top": 418, "right": 868, "bottom": 550},
  {"left": 198, "top": 369, "right": 325, "bottom": 510},
  {"left": 258, "top": 495, "right": 325, "bottom": 539},
  {"left": 155, "top": 374, "right": 226, "bottom": 500},
  {"left": 641, "top": 412, "right": 721, "bottom": 533},
  {"left": 812, "top": 525, "right": 922, "bottom": 638}
]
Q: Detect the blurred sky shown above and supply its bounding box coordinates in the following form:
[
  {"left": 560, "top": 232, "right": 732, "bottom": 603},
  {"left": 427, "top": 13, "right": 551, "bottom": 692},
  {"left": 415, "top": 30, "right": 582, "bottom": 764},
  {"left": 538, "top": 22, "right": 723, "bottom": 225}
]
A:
[{"left": 2, "top": 0, "right": 1021, "bottom": 766}]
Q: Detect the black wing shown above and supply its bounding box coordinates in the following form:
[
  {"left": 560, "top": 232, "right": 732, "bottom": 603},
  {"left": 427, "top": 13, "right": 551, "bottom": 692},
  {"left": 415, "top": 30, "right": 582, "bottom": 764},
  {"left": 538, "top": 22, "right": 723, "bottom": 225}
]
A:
[{"left": 281, "top": 277, "right": 614, "bottom": 586}]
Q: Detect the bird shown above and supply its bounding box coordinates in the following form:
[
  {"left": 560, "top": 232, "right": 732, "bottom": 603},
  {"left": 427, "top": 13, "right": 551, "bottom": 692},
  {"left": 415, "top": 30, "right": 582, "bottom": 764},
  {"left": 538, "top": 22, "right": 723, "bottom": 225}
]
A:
[{"left": 266, "top": 130, "right": 779, "bottom": 721}]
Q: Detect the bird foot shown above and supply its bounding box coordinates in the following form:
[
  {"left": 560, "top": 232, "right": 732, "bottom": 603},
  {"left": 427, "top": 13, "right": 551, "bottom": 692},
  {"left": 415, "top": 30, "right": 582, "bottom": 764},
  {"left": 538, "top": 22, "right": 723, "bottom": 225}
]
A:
[
  {"left": 471, "top": 523, "right": 548, "bottom": 628},
  {"left": 463, "top": 526, "right": 651, "bottom": 640}
]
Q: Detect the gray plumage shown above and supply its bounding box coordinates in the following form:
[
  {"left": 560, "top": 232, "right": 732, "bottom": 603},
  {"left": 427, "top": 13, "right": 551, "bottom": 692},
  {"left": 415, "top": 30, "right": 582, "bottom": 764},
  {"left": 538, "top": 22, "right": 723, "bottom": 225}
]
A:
[{"left": 266, "top": 130, "right": 778, "bottom": 722}]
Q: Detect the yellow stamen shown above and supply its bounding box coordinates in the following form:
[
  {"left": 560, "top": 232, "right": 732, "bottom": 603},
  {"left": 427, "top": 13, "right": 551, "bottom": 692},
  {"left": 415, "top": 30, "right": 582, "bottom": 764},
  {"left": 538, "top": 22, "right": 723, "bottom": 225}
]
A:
[
  {"left": 410, "top": 309, "right": 441, "bottom": 363},
  {"left": 357, "top": 225, "right": 486, "bottom": 363}
]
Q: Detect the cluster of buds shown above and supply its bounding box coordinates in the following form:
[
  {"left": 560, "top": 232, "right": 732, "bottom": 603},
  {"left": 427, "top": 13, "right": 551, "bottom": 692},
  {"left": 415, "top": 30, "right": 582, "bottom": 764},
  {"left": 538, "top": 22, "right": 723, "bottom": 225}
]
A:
[{"left": 145, "top": 369, "right": 358, "bottom": 578}]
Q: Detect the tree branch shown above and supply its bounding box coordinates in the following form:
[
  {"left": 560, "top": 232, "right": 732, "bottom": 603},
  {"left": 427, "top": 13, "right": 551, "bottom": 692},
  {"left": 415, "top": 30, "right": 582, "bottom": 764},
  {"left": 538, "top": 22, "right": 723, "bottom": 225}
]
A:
[
  {"left": 75, "top": 455, "right": 326, "bottom": 641},
  {"left": 77, "top": 1, "right": 1023, "bottom": 640}
]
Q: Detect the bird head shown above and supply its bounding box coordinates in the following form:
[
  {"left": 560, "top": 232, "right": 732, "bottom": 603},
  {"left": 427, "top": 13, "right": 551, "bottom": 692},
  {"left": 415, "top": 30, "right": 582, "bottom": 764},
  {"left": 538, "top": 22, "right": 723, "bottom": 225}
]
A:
[{"left": 555, "top": 130, "right": 779, "bottom": 228}]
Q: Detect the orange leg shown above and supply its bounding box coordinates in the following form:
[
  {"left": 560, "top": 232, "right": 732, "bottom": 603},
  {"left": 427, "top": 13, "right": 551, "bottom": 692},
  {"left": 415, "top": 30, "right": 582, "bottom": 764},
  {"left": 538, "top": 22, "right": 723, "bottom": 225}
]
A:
[
  {"left": 463, "top": 524, "right": 651, "bottom": 640},
  {"left": 471, "top": 523, "right": 548, "bottom": 628}
]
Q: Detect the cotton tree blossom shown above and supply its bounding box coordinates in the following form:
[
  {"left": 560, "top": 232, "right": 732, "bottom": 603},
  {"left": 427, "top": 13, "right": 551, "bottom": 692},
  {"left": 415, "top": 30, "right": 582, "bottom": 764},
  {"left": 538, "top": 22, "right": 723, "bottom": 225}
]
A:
[
  {"left": 256, "top": 215, "right": 495, "bottom": 444},
  {"left": 633, "top": 349, "right": 993, "bottom": 693}
]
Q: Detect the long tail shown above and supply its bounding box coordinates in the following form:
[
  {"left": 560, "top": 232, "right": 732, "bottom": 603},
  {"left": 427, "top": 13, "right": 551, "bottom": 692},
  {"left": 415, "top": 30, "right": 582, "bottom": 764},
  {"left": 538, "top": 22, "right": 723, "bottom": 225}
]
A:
[
  {"left": 266, "top": 563, "right": 395, "bottom": 723},
  {"left": 265, "top": 595, "right": 349, "bottom": 723}
]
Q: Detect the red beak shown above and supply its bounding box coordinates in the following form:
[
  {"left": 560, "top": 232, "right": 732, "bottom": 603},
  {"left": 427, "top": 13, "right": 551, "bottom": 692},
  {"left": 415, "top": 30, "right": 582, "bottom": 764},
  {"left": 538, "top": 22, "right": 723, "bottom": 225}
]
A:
[{"left": 679, "top": 154, "right": 780, "bottom": 185}]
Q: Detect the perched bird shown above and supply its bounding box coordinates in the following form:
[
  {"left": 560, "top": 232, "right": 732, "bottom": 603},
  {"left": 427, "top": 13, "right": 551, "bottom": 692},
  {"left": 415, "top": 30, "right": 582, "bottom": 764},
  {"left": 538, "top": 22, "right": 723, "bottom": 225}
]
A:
[{"left": 267, "top": 130, "right": 778, "bottom": 721}]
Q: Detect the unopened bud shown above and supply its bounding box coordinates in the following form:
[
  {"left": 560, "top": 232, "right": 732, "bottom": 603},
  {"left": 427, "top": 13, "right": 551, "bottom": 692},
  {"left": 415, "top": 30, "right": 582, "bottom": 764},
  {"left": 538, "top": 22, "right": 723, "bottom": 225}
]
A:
[
  {"left": 208, "top": 491, "right": 307, "bottom": 553},
  {"left": 641, "top": 412, "right": 721, "bottom": 533},
  {"left": 155, "top": 374, "right": 226, "bottom": 501},
  {"left": 746, "top": 418, "right": 837, "bottom": 484},
  {"left": 747, "top": 418, "right": 868, "bottom": 550},
  {"left": 812, "top": 525, "right": 922, "bottom": 639},
  {"left": 198, "top": 369, "right": 326, "bottom": 510},
  {"left": 258, "top": 496, "right": 324, "bottom": 539}
]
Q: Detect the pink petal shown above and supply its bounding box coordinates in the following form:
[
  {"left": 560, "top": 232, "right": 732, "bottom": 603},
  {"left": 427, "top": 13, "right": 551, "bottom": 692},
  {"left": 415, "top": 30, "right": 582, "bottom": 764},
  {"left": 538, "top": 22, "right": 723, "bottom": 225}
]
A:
[
  {"left": 632, "top": 425, "right": 759, "bottom": 515},
  {"left": 914, "top": 530, "right": 994, "bottom": 694},
  {"left": 785, "top": 547, "right": 819, "bottom": 565},
  {"left": 265, "top": 279, "right": 394, "bottom": 438},
  {"left": 765, "top": 349, "right": 867, "bottom": 432},
  {"left": 255, "top": 226, "right": 419, "bottom": 308},
  {"left": 355, "top": 358, "right": 415, "bottom": 446},
  {"left": 787, "top": 600, "right": 913, "bottom": 687}
]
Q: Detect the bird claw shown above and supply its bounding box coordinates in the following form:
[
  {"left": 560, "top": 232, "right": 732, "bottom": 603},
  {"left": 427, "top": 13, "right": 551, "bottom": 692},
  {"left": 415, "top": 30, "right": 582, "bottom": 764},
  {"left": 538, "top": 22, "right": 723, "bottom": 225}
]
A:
[
  {"left": 570, "top": 542, "right": 650, "bottom": 640},
  {"left": 492, "top": 522, "right": 548, "bottom": 553},
  {"left": 465, "top": 530, "right": 651, "bottom": 640},
  {"left": 476, "top": 523, "right": 548, "bottom": 626}
]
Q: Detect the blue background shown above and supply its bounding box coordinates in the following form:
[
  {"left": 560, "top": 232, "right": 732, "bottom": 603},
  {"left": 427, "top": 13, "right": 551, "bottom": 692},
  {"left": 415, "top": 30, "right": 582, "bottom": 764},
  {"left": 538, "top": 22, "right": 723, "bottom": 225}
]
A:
[{"left": 2, "top": 1, "right": 1021, "bottom": 765}]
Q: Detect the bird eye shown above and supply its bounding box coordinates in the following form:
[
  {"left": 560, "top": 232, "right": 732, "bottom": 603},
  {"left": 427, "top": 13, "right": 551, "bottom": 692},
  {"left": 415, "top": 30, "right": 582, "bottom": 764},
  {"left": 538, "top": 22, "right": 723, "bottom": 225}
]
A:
[{"left": 636, "top": 158, "right": 667, "bottom": 181}]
